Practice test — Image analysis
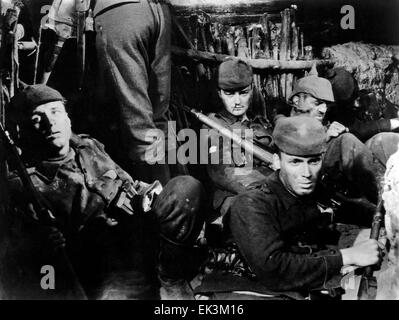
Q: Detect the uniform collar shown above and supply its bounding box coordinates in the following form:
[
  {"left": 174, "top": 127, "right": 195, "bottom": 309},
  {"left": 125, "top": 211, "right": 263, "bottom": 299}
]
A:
[
  {"left": 241, "top": 114, "right": 250, "bottom": 123},
  {"left": 216, "top": 109, "right": 248, "bottom": 126},
  {"left": 31, "top": 134, "right": 82, "bottom": 182}
]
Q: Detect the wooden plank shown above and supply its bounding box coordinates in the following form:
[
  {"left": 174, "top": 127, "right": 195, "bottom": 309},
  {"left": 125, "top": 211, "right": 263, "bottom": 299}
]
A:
[
  {"left": 172, "top": 46, "right": 335, "bottom": 70},
  {"left": 171, "top": 0, "right": 302, "bottom": 15}
]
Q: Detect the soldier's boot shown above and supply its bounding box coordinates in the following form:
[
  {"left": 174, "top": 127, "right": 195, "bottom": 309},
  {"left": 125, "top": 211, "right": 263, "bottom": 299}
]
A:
[
  {"left": 153, "top": 175, "right": 206, "bottom": 300},
  {"left": 158, "top": 240, "right": 195, "bottom": 300},
  {"left": 158, "top": 276, "right": 194, "bottom": 300}
]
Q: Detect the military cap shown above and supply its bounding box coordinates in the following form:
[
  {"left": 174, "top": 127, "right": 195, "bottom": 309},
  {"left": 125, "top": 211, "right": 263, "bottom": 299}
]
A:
[
  {"left": 289, "top": 75, "right": 335, "bottom": 103},
  {"left": 11, "top": 84, "right": 65, "bottom": 117},
  {"left": 218, "top": 59, "right": 253, "bottom": 90},
  {"left": 273, "top": 116, "right": 327, "bottom": 156},
  {"left": 325, "top": 67, "right": 358, "bottom": 103}
]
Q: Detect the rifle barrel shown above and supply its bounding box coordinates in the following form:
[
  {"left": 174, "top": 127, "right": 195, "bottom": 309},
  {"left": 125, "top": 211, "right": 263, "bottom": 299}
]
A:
[{"left": 33, "top": 26, "right": 42, "bottom": 84}]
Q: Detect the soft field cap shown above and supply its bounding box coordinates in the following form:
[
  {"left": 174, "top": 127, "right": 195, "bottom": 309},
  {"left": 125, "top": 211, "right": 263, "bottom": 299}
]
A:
[
  {"left": 273, "top": 116, "right": 327, "bottom": 156},
  {"left": 218, "top": 59, "right": 253, "bottom": 90},
  {"left": 11, "top": 84, "right": 64, "bottom": 116}
]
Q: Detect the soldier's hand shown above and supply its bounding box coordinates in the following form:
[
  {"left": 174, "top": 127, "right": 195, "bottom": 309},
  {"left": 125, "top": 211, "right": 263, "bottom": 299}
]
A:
[
  {"left": 40, "top": 225, "right": 66, "bottom": 252},
  {"left": 340, "top": 239, "right": 384, "bottom": 267},
  {"left": 326, "top": 121, "right": 348, "bottom": 141}
]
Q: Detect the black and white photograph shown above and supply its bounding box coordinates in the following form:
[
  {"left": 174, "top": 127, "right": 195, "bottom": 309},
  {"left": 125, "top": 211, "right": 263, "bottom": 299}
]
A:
[{"left": 0, "top": 0, "right": 399, "bottom": 305}]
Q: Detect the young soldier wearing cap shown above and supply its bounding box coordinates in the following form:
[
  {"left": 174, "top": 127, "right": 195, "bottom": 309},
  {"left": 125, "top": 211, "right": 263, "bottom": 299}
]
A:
[
  {"left": 3, "top": 85, "right": 205, "bottom": 300},
  {"left": 228, "top": 116, "right": 383, "bottom": 297},
  {"left": 205, "top": 59, "right": 274, "bottom": 220}
]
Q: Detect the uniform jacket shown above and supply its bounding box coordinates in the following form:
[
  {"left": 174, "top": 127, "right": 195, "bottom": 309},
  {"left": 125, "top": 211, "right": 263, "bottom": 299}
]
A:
[
  {"left": 229, "top": 171, "right": 344, "bottom": 292},
  {"left": 8, "top": 134, "right": 133, "bottom": 234},
  {"left": 204, "top": 110, "right": 274, "bottom": 210},
  {"left": 347, "top": 118, "right": 392, "bottom": 142}
]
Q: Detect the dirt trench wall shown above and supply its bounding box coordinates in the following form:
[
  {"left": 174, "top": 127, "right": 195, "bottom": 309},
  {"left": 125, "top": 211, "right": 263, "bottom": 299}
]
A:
[{"left": 322, "top": 42, "right": 399, "bottom": 105}]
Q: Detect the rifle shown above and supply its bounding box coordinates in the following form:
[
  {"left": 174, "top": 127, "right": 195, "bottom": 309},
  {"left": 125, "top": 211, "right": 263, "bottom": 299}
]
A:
[
  {"left": 33, "top": 25, "right": 42, "bottom": 84},
  {"left": 357, "top": 195, "right": 385, "bottom": 300},
  {"left": 0, "top": 122, "right": 87, "bottom": 299}
]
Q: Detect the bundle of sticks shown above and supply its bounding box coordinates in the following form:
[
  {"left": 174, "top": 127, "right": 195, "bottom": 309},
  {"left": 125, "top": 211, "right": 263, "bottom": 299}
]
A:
[{"left": 180, "top": 5, "right": 316, "bottom": 104}]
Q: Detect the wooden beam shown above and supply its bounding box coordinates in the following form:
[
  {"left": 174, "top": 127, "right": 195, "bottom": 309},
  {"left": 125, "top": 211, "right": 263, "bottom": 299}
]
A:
[
  {"left": 172, "top": 46, "right": 335, "bottom": 70},
  {"left": 171, "top": 0, "right": 302, "bottom": 15}
]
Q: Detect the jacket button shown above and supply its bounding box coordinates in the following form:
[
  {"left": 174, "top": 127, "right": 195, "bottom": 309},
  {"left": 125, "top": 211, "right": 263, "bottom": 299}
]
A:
[{"left": 329, "top": 249, "right": 336, "bottom": 255}]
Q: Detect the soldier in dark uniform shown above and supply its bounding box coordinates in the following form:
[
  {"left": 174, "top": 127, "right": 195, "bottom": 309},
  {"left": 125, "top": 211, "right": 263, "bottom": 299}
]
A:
[
  {"left": 205, "top": 59, "right": 274, "bottom": 221},
  {"left": 323, "top": 67, "right": 399, "bottom": 175},
  {"left": 228, "top": 116, "right": 383, "bottom": 298},
  {"left": 324, "top": 67, "right": 399, "bottom": 143},
  {"left": 3, "top": 85, "right": 205, "bottom": 300}
]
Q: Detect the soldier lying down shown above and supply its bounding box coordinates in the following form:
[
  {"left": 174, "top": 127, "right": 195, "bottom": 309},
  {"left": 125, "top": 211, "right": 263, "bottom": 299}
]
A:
[{"left": 2, "top": 85, "right": 206, "bottom": 300}]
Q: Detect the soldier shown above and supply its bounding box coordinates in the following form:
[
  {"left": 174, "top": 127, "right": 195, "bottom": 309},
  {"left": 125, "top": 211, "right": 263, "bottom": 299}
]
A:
[
  {"left": 3, "top": 85, "right": 205, "bottom": 300},
  {"left": 324, "top": 67, "right": 399, "bottom": 142},
  {"left": 205, "top": 59, "right": 274, "bottom": 221},
  {"left": 324, "top": 67, "right": 399, "bottom": 170},
  {"left": 287, "top": 74, "right": 399, "bottom": 217},
  {"left": 228, "top": 116, "right": 383, "bottom": 298},
  {"left": 93, "top": 0, "right": 173, "bottom": 185}
]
